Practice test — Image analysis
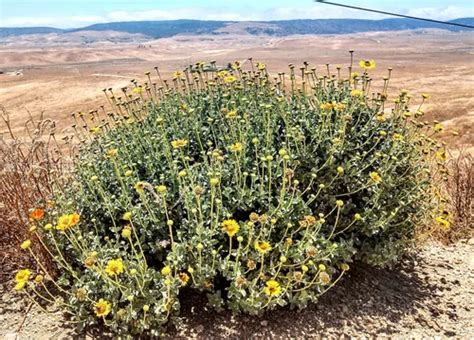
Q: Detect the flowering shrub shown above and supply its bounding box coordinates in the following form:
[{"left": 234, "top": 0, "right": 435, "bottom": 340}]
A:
[{"left": 14, "top": 58, "right": 449, "bottom": 335}]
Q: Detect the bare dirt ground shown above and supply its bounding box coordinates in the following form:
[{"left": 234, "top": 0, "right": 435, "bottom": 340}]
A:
[{"left": 1, "top": 240, "right": 473, "bottom": 338}]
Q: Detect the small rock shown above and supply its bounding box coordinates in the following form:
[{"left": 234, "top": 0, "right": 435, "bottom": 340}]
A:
[{"left": 260, "top": 320, "right": 269, "bottom": 327}]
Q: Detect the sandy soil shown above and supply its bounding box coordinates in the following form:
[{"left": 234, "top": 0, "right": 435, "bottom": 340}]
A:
[
  {"left": 1, "top": 30, "right": 473, "bottom": 150},
  {"left": 1, "top": 240, "right": 473, "bottom": 338}
]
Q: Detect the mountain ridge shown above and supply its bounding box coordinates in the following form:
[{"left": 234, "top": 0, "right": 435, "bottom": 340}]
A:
[{"left": 1, "top": 18, "right": 473, "bottom": 39}]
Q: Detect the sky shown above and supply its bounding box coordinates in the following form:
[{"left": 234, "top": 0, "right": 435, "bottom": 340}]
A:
[{"left": 1, "top": 0, "right": 473, "bottom": 28}]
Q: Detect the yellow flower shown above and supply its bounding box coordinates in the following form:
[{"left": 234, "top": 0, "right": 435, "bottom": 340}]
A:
[
  {"left": 178, "top": 273, "right": 190, "bottom": 286},
  {"left": 94, "top": 299, "right": 111, "bottom": 318},
  {"left": 156, "top": 185, "right": 167, "bottom": 193},
  {"left": 121, "top": 227, "right": 132, "bottom": 239},
  {"left": 264, "top": 280, "right": 281, "bottom": 297},
  {"left": 434, "top": 122, "right": 444, "bottom": 133},
  {"left": 422, "top": 93, "right": 431, "bottom": 99},
  {"left": 435, "top": 216, "right": 450, "bottom": 230},
  {"left": 337, "top": 166, "right": 344, "bottom": 174},
  {"left": 226, "top": 110, "right": 237, "bottom": 119},
  {"left": 229, "top": 142, "right": 243, "bottom": 152},
  {"left": 254, "top": 240, "right": 272, "bottom": 254},
  {"left": 393, "top": 133, "right": 404, "bottom": 141},
  {"left": 122, "top": 211, "right": 132, "bottom": 221},
  {"left": 171, "top": 139, "right": 188, "bottom": 149},
  {"left": 134, "top": 181, "right": 145, "bottom": 193},
  {"left": 224, "top": 75, "right": 237, "bottom": 84},
  {"left": 436, "top": 150, "right": 447, "bottom": 162},
  {"left": 369, "top": 171, "right": 382, "bottom": 184},
  {"left": 132, "top": 86, "right": 144, "bottom": 94},
  {"left": 15, "top": 281, "right": 27, "bottom": 290},
  {"left": 15, "top": 269, "right": 31, "bottom": 283},
  {"left": 217, "top": 70, "right": 229, "bottom": 78},
  {"left": 20, "top": 240, "right": 31, "bottom": 250},
  {"left": 354, "top": 213, "right": 362, "bottom": 221},
  {"left": 172, "top": 71, "right": 183, "bottom": 79},
  {"left": 351, "top": 72, "right": 360, "bottom": 79},
  {"left": 70, "top": 213, "right": 80, "bottom": 226},
  {"left": 34, "top": 274, "right": 44, "bottom": 284},
  {"left": 106, "top": 148, "right": 118, "bottom": 158},
  {"left": 336, "top": 200, "right": 344, "bottom": 207},
  {"left": 320, "top": 102, "right": 333, "bottom": 111},
  {"left": 90, "top": 126, "right": 100, "bottom": 134},
  {"left": 56, "top": 213, "right": 80, "bottom": 231},
  {"left": 256, "top": 62, "right": 266, "bottom": 71},
  {"left": 105, "top": 258, "right": 124, "bottom": 276},
  {"left": 359, "top": 59, "right": 376, "bottom": 70},
  {"left": 161, "top": 266, "right": 171, "bottom": 276},
  {"left": 222, "top": 219, "right": 240, "bottom": 237},
  {"left": 376, "top": 114, "right": 386, "bottom": 122},
  {"left": 304, "top": 215, "right": 317, "bottom": 226},
  {"left": 333, "top": 103, "right": 346, "bottom": 112},
  {"left": 350, "top": 89, "right": 364, "bottom": 97}
]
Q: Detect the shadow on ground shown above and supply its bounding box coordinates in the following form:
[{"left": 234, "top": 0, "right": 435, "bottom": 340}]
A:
[{"left": 164, "top": 253, "right": 444, "bottom": 337}]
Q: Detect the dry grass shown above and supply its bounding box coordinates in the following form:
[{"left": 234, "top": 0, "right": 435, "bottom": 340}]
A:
[
  {"left": 444, "top": 151, "right": 474, "bottom": 241},
  {"left": 0, "top": 106, "right": 65, "bottom": 281}
]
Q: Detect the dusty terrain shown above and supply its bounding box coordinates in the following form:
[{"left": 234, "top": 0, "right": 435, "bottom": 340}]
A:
[
  {"left": 1, "top": 29, "right": 473, "bottom": 149},
  {"left": 1, "top": 240, "right": 473, "bottom": 338}
]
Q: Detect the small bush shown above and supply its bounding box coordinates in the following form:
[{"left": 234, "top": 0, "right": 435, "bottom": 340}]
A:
[{"left": 12, "top": 59, "right": 448, "bottom": 335}]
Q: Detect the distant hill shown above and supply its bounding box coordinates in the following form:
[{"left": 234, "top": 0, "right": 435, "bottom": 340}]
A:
[
  {"left": 247, "top": 18, "right": 474, "bottom": 35},
  {"left": 71, "top": 19, "right": 228, "bottom": 38},
  {"left": 0, "top": 27, "right": 63, "bottom": 37},
  {"left": 1, "top": 18, "right": 473, "bottom": 39}
]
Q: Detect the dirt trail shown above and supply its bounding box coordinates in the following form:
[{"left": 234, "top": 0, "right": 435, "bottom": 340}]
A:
[{"left": 1, "top": 240, "right": 473, "bottom": 338}]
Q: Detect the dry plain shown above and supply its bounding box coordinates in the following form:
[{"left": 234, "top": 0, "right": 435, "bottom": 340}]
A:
[{"left": 1, "top": 29, "right": 473, "bottom": 149}]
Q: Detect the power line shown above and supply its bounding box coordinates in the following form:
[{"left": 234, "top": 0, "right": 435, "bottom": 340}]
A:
[{"left": 314, "top": 1, "right": 474, "bottom": 29}]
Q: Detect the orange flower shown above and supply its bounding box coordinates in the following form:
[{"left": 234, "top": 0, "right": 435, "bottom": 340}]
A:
[
  {"left": 29, "top": 208, "right": 45, "bottom": 221},
  {"left": 70, "top": 213, "right": 80, "bottom": 226}
]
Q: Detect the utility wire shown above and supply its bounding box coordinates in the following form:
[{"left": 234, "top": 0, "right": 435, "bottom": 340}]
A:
[{"left": 314, "top": 1, "right": 474, "bottom": 29}]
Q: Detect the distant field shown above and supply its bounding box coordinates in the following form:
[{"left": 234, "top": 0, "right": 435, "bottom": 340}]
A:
[{"left": 0, "top": 30, "right": 473, "bottom": 150}]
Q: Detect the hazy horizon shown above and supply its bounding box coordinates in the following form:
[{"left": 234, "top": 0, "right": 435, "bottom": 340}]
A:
[{"left": 1, "top": 0, "right": 473, "bottom": 28}]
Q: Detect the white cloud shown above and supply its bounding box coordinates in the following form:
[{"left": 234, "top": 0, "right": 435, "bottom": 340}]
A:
[
  {"left": 1, "top": 15, "right": 104, "bottom": 27},
  {"left": 405, "top": 6, "right": 474, "bottom": 21},
  {"left": 1, "top": 5, "right": 472, "bottom": 28}
]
